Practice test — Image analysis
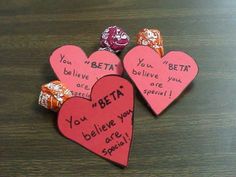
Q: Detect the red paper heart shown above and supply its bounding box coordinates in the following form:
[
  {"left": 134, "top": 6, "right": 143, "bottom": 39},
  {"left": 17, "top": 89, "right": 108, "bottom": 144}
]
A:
[
  {"left": 123, "top": 46, "right": 198, "bottom": 115},
  {"left": 50, "top": 45, "right": 123, "bottom": 99},
  {"left": 58, "top": 75, "right": 134, "bottom": 167}
]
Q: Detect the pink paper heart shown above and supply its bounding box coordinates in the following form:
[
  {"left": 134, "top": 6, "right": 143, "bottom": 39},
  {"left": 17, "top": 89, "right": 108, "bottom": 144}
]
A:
[
  {"left": 50, "top": 45, "right": 123, "bottom": 98},
  {"left": 123, "top": 46, "right": 198, "bottom": 115},
  {"left": 58, "top": 75, "right": 134, "bottom": 167}
]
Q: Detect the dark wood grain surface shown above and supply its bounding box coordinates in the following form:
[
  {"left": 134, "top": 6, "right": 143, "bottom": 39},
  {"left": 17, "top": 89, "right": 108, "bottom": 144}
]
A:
[{"left": 1, "top": 0, "right": 236, "bottom": 176}]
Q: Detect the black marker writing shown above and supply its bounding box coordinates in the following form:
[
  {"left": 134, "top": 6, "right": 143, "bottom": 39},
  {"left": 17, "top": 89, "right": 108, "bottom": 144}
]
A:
[
  {"left": 105, "top": 131, "right": 122, "bottom": 144},
  {"left": 66, "top": 116, "right": 88, "bottom": 129},
  {"left": 132, "top": 69, "right": 158, "bottom": 79},
  {"left": 71, "top": 91, "right": 90, "bottom": 99},
  {"left": 168, "top": 63, "right": 190, "bottom": 72},
  {"left": 60, "top": 54, "right": 72, "bottom": 65},
  {"left": 144, "top": 89, "right": 167, "bottom": 97},
  {"left": 93, "top": 86, "right": 124, "bottom": 109},
  {"left": 102, "top": 133, "right": 130, "bottom": 156},
  {"left": 150, "top": 82, "right": 163, "bottom": 88},
  {"left": 63, "top": 67, "right": 89, "bottom": 80},
  {"left": 82, "top": 120, "right": 116, "bottom": 141},
  {"left": 137, "top": 58, "right": 153, "bottom": 68},
  {"left": 84, "top": 60, "right": 118, "bottom": 71},
  {"left": 76, "top": 83, "right": 90, "bottom": 90},
  {"left": 167, "top": 76, "right": 182, "bottom": 83},
  {"left": 117, "top": 109, "right": 133, "bottom": 123}
]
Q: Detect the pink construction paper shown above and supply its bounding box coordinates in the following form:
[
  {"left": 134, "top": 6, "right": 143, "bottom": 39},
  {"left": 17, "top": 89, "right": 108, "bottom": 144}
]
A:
[
  {"left": 123, "top": 46, "right": 198, "bottom": 115},
  {"left": 58, "top": 75, "right": 134, "bottom": 167},
  {"left": 50, "top": 45, "right": 123, "bottom": 99}
]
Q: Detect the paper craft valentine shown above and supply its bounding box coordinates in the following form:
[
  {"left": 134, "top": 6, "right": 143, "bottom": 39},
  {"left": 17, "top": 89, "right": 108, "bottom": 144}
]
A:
[
  {"left": 58, "top": 75, "right": 134, "bottom": 167},
  {"left": 123, "top": 45, "right": 198, "bottom": 115},
  {"left": 50, "top": 45, "right": 123, "bottom": 99}
]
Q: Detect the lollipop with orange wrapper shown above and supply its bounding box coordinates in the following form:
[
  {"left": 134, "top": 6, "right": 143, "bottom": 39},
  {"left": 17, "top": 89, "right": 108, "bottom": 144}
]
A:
[
  {"left": 137, "top": 28, "right": 164, "bottom": 57},
  {"left": 38, "top": 80, "right": 72, "bottom": 112}
]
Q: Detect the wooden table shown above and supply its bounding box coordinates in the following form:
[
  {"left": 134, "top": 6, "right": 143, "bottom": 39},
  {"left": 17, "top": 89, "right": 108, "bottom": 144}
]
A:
[{"left": 1, "top": 0, "right": 236, "bottom": 176}]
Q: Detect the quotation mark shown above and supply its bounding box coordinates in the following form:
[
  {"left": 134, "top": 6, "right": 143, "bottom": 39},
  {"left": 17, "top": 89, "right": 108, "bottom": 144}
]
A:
[
  {"left": 92, "top": 103, "right": 97, "bottom": 108},
  {"left": 163, "top": 61, "right": 168, "bottom": 65},
  {"left": 84, "top": 61, "right": 90, "bottom": 65}
]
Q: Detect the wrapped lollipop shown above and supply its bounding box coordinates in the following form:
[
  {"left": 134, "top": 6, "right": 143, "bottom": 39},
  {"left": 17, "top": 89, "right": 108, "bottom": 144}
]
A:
[
  {"left": 39, "top": 80, "right": 72, "bottom": 112},
  {"left": 99, "top": 26, "right": 130, "bottom": 53},
  {"left": 137, "top": 28, "right": 164, "bottom": 56}
]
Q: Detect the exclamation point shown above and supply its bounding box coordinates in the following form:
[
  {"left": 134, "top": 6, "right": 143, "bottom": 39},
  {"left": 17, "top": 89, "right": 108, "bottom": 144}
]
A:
[
  {"left": 169, "top": 90, "right": 172, "bottom": 99},
  {"left": 125, "top": 133, "right": 131, "bottom": 141}
]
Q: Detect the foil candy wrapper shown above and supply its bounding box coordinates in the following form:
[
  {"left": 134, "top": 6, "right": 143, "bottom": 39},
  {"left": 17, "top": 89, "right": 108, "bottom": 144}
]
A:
[
  {"left": 99, "top": 26, "right": 130, "bottom": 53},
  {"left": 38, "top": 80, "right": 72, "bottom": 112},
  {"left": 137, "top": 28, "right": 164, "bottom": 56}
]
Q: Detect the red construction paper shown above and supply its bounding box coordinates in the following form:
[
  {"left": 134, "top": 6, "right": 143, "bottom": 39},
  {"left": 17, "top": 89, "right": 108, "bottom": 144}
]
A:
[
  {"left": 123, "top": 46, "right": 198, "bottom": 115},
  {"left": 58, "top": 75, "right": 134, "bottom": 167},
  {"left": 50, "top": 45, "right": 123, "bottom": 99}
]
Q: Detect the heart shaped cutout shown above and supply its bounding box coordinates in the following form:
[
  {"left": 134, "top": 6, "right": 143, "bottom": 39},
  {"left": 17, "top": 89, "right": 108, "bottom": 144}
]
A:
[
  {"left": 123, "top": 46, "right": 198, "bottom": 115},
  {"left": 50, "top": 45, "right": 123, "bottom": 98},
  {"left": 58, "top": 75, "right": 134, "bottom": 167}
]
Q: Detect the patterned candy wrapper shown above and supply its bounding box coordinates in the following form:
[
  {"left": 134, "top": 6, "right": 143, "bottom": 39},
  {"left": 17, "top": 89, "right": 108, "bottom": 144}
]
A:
[
  {"left": 99, "top": 26, "right": 130, "bottom": 53},
  {"left": 137, "top": 28, "right": 164, "bottom": 56},
  {"left": 38, "top": 80, "right": 72, "bottom": 112}
]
